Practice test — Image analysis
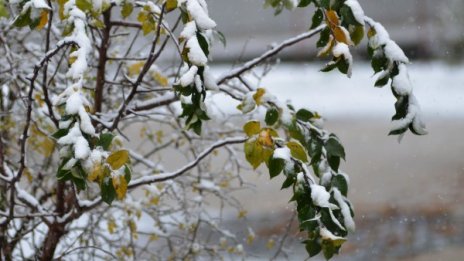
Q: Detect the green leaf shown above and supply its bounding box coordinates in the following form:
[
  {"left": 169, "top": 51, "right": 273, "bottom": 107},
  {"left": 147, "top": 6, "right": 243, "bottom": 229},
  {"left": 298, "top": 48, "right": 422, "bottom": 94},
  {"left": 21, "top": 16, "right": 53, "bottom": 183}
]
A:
[
  {"left": 214, "top": 30, "right": 227, "bottom": 47},
  {"left": 243, "top": 121, "right": 261, "bottom": 136},
  {"left": 371, "top": 54, "right": 388, "bottom": 73},
  {"left": 121, "top": 2, "right": 134, "bottom": 18},
  {"left": 375, "top": 73, "right": 390, "bottom": 87},
  {"left": 196, "top": 32, "right": 210, "bottom": 56},
  {"left": 321, "top": 61, "right": 338, "bottom": 73},
  {"left": 340, "top": 5, "right": 363, "bottom": 26},
  {"left": 332, "top": 174, "right": 348, "bottom": 196},
  {"left": 328, "top": 156, "right": 340, "bottom": 172},
  {"left": 287, "top": 141, "right": 308, "bottom": 162},
  {"left": 101, "top": 176, "right": 116, "bottom": 205},
  {"left": 350, "top": 25, "right": 364, "bottom": 45},
  {"left": 298, "top": 0, "right": 312, "bottom": 8},
  {"left": 281, "top": 175, "right": 294, "bottom": 189},
  {"left": 305, "top": 239, "right": 322, "bottom": 257},
  {"left": 97, "top": 133, "right": 114, "bottom": 150},
  {"left": 310, "top": 8, "right": 323, "bottom": 29},
  {"left": 76, "top": 0, "right": 92, "bottom": 12},
  {"left": 190, "top": 120, "right": 202, "bottom": 135},
  {"left": 337, "top": 58, "right": 349, "bottom": 75},
  {"left": 296, "top": 109, "right": 314, "bottom": 122},
  {"left": 51, "top": 129, "right": 69, "bottom": 139},
  {"left": 268, "top": 157, "right": 284, "bottom": 179},
  {"left": 325, "top": 136, "right": 345, "bottom": 160},
  {"left": 317, "top": 27, "right": 330, "bottom": 48},
  {"left": 265, "top": 107, "right": 279, "bottom": 126},
  {"left": 124, "top": 165, "right": 132, "bottom": 183},
  {"left": 0, "top": 0, "right": 9, "bottom": 18},
  {"left": 320, "top": 0, "right": 330, "bottom": 9},
  {"left": 13, "top": 8, "right": 32, "bottom": 27}
]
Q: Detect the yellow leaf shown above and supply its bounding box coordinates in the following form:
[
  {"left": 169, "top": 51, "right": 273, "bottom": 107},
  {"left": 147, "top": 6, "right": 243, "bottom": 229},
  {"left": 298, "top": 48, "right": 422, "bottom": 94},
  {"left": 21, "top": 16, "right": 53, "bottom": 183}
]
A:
[
  {"left": 258, "top": 129, "right": 273, "bottom": 147},
  {"left": 112, "top": 175, "right": 128, "bottom": 200},
  {"left": 237, "top": 209, "right": 247, "bottom": 219},
  {"left": 166, "top": 0, "right": 178, "bottom": 12},
  {"left": 333, "top": 26, "right": 351, "bottom": 45},
  {"left": 151, "top": 71, "right": 169, "bottom": 87},
  {"left": 266, "top": 239, "right": 275, "bottom": 249},
  {"left": 367, "top": 26, "right": 376, "bottom": 39},
  {"left": 58, "top": 0, "right": 68, "bottom": 20},
  {"left": 127, "top": 61, "right": 145, "bottom": 76},
  {"left": 287, "top": 141, "right": 308, "bottom": 162},
  {"left": 252, "top": 88, "right": 266, "bottom": 105},
  {"left": 325, "top": 10, "right": 339, "bottom": 28},
  {"left": 107, "top": 218, "right": 116, "bottom": 234},
  {"left": 150, "top": 196, "right": 160, "bottom": 205},
  {"left": 243, "top": 120, "right": 261, "bottom": 137},
  {"left": 36, "top": 10, "right": 48, "bottom": 30},
  {"left": 24, "top": 168, "right": 33, "bottom": 183},
  {"left": 106, "top": 150, "right": 129, "bottom": 170},
  {"left": 88, "top": 163, "right": 103, "bottom": 182},
  {"left": 137, "top": 11, "right": 147, "bottom": 23}
]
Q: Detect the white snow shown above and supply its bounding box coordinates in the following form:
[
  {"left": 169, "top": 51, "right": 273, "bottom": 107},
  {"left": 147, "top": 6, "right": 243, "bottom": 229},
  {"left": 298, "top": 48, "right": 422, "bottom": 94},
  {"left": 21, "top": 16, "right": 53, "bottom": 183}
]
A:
[
  {"left": 65, "top": 92, "right": 83, "bottom": 115},
  {"left": 344, "top": 0, "right": 365, "bottom": 26},
  {"left": 186, "top": 36, "right": 208, "bottom": 66},
  {"left": 384, "top": 40, "right": 409, "bottom": 64},
  {"left": 180, "top": 21, "right": 197, "bottom": 40},
  {"left": 333, "top": 188, "right": 356, "bottom": 232},
  {"left": 392, "top": 64, "right": 413, "bottom": 96},
  {"left": 194, "top": 75, "right": 203, "bottom": 93},
  {"left": 32, "top": 0, "right": 51, "bottom": 9},
  {"left": 78, "top": 107, "right": 96, "bottom": 135},
  {"left": 310, "top": 184, "right": 331, "bottom": 208},
  {"left": 273, "top": 147, "right": 291, "bottom": 162},
  {"left": 74, "top": 136, "right": 90, "bottom": 159},
  {"left": 186, "top": 0, "right": 216, "bottom": 31},
  {"left": 202, "top": 66, "right": 219, "bottom": 91},
  {"left": 179, "top": 65, "right": 198, "bottom": 87},
  {"left": 320, "top": 227, "right": 346, "bottom": 241}
]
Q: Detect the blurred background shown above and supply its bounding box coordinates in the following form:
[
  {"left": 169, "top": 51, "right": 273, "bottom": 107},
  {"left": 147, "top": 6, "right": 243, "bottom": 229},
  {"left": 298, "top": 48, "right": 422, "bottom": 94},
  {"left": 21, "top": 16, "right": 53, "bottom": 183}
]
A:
[{"left": 204, "top": 0, "right": 464, "bottom": 260}]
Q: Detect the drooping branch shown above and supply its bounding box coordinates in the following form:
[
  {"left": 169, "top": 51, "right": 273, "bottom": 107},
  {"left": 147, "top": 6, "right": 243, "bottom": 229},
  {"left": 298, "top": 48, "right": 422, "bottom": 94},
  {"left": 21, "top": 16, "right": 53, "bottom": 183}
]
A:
[{"left": 217, "top": 25, "right": 325, "bottom": 85}]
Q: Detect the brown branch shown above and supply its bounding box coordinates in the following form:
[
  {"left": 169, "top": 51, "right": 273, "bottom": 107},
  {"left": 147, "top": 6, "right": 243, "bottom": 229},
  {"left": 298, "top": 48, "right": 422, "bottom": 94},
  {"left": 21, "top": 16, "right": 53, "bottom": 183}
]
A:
[
  {"left": 94, "top": 8, "right": 112, "bottom": 114},
  {"left": 217, "top": 25, "right": 325, "bottom": 85}
]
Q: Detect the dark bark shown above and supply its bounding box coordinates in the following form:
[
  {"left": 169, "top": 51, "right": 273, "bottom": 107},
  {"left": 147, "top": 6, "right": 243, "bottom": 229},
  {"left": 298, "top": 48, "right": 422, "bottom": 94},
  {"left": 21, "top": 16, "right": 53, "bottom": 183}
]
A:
[{"left": 94, "top": 9, "right": 112, "bottom": 114}]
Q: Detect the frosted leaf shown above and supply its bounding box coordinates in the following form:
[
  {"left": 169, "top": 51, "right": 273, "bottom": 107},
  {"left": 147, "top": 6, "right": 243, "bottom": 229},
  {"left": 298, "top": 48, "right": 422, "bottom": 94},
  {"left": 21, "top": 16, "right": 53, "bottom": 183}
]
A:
[
  {"left": 194, "top": 75, "right": 203, "bottom": 93},
  {"left": 180, "top": 20, "right": 197, "bottom": 40},
  {"left": 273, "top": 147, "right": 291, "bottom": 162},
  {"left": 310, "top": 184, "right": 331, "bottom": 208},
  {"left": 333, "top": 188, "right": 355, "bottom": 232},
  {"left": 179, "top": 65, "right": 198, "bottom": 87},
  {"left": 74, "top": 136, "right": 90, "bottom": 159},
  {"left": 78, "top": 107, "right": 96, "bottom": 136},
  {"left": 320, "top": 227, "right": 346, "bottom": 241},
  {"left": 186, "top": 0, "right": 216, "bottom": 30},
  {"left": 66, "top": 92, "right": 83, "bottom": 115},
  {"left": 344, "top": 0, "right": 365, "bottom": 26},
  {"left": 187, "top": 36, "right": 208, "bottom": 66},
  {"left": 332, "top": 42, "right": 353, "bottom": 77},
  {"left": 392, "top": 64, "right": 413, "bottom": 96},
  {"left": 203, "top": 66, "right": 219, "bottom": 91}
]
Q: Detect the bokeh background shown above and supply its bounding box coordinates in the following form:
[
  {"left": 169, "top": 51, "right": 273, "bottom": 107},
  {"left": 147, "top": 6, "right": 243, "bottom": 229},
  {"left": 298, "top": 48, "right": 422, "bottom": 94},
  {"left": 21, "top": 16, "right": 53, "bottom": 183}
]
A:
[{"left": 201, "top": 1, "right": 464, "bottom": 260}]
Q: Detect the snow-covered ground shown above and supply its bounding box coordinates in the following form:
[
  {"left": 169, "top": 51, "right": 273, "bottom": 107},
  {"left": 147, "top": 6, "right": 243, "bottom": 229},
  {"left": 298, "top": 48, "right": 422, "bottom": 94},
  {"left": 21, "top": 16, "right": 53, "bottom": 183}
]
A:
[{"left": 211, "top": 62, "right": 464, "bottom": 120}]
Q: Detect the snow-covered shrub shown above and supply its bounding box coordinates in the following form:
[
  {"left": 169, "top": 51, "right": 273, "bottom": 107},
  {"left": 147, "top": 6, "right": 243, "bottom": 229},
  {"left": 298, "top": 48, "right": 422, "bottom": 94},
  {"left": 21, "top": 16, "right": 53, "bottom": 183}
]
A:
[{"left": 0, "top": 0, "right": 425, "bottom": 259}]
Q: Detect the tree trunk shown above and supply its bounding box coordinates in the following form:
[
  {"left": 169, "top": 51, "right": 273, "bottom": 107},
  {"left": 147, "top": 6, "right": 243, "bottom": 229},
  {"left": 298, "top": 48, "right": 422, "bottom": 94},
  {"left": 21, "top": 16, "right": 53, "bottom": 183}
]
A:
[{"left": 40, "top": 223, "right": 65, "bottom": 261}]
